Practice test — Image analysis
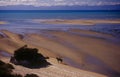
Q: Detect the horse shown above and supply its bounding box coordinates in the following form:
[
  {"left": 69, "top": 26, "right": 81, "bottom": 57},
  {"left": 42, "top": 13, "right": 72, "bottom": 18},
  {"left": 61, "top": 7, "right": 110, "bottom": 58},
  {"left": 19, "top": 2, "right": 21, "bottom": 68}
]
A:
[{"left": 56, "top": 57, "right": 63, "bottom": 63}]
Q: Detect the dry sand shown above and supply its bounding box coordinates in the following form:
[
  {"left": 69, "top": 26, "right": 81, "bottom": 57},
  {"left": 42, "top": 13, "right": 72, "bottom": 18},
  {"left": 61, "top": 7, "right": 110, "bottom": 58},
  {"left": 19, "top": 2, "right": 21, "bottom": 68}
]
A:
[
  {"left": 34, "top": 19, "right": 120, "bottom": 25},
  {"left": 0, "top": 30, "right": 57, "bottom": 57},
  {"left": 1, "top": 57, "right": 107, "bottom": 77},
  {"left": 45, "top": 30, "right": 120, "bottom": 72},
  {"left": 0, "top": 29, "right": 120, "bottom": 77}
]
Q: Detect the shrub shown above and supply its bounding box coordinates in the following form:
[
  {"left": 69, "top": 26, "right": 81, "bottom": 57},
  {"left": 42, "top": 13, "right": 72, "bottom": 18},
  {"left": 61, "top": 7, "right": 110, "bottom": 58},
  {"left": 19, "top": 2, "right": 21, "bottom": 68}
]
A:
[
  {"left": 11, "top": 45, "right": 51, "bottom": 68},
  {"left": 13, "top": 74, "right": 23, "bottom": 77},
  {"left": 0, "top": 60, "right": 5, "bottom": 65},
  {"left": 0, "top": 60, "right": 18, "bottom": 77},
  {"left": 24, "top": 74, "right": 39, "bottom": 77},
  {"left": 0, "top": 60, "right": 14, "bottom": 74}
]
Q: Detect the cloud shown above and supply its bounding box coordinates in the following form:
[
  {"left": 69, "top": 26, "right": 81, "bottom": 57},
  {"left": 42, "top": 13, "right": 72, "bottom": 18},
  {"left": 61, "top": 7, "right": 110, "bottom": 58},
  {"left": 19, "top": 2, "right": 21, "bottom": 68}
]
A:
[{"left": 0, "top": 0, "right": 120, "bottom": 7}]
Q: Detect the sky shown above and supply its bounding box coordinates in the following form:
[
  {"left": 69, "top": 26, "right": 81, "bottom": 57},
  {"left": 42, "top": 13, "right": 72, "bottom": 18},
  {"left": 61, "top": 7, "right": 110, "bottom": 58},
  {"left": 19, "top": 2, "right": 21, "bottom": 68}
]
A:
[
  {"left": 0, "top": 0, "right": 120, "bottom": 10},
  {"left": 0, "top": 0, "right": 120, "bottom": 7}
]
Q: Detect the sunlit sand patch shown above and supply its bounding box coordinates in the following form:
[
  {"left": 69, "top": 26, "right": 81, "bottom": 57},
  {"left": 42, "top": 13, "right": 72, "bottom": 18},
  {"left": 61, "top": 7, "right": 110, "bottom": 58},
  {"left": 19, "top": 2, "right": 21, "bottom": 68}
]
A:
[{"left": 33, "top": 19, "right": 120, "bottom": 25}]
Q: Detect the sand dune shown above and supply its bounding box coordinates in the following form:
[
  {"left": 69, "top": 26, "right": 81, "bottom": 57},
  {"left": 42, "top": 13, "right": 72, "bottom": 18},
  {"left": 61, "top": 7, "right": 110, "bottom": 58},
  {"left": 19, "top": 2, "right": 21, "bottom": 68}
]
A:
[
  {"left": 0, "top": 29, "right": 120, "bottom": 77},
  {"left": 2, "top": 58, "right": 107, "bottom": 77},
  {"left": 0, "top": 30, "right": 57, "bottom": 57},
  {"left": 24, "top": 33, "right": 85, "bottom": 64},
  {"left": 32, "top": 30, "right": 120, "bottom": 77},
  {"left": 45, "top": 30, "right": 120, "bottom": 72}
]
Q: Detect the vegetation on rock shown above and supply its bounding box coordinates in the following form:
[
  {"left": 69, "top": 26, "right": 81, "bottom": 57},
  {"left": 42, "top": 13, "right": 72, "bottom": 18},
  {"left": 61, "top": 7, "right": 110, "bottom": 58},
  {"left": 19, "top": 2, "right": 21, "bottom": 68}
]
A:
[
  {"left": 24, "top": 74, "right": 39, "bottom": 77},
  {"left": 10, "top": 45, "right": 51, "bottom": 68},
  {"left": 0, "top": 60, "right": 39, "bottom": 77}
]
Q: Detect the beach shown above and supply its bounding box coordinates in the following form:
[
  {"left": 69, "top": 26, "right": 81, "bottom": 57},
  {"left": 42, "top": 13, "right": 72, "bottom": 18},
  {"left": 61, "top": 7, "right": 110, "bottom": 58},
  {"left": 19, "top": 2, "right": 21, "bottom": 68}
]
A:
[
  {"left": 0, "top": 19, "right": 120, "bottom": 77},
  {"left": 0, "top": 10, "right": 120, "bottom": 77}
]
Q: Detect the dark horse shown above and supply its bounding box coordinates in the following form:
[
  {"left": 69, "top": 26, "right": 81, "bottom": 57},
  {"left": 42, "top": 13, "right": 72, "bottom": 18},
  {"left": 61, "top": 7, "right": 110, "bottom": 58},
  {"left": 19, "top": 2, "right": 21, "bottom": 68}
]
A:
[{"left": 56, "top": 57, "right": 63, "bottom": 63}]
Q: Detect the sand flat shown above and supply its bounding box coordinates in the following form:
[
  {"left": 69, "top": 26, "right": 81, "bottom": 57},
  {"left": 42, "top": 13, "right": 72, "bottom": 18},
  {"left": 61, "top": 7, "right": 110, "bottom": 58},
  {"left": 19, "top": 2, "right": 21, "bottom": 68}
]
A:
[
  {"left": 38, "top": 19, "right": 120, "bottom": 25},
  {"left": 0, "top": 30, "right": 57, "bottom": 57}
]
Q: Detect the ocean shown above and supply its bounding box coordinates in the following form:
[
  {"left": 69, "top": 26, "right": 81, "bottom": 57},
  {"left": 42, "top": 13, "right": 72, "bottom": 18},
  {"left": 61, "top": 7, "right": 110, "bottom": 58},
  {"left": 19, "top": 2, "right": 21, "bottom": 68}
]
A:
[
  {"left": 0, "top": 10, "right": 120, "bottom": 38},
  {"left": 0, "top": 10, "right": 120, "bottom": 19}
]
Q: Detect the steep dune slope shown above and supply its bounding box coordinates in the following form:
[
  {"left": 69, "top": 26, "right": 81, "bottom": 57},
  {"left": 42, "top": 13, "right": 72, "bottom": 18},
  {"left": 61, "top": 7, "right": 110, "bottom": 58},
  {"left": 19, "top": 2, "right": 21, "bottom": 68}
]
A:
[{"left": 2, "top": 58, "right": 107, "bottom": 77}]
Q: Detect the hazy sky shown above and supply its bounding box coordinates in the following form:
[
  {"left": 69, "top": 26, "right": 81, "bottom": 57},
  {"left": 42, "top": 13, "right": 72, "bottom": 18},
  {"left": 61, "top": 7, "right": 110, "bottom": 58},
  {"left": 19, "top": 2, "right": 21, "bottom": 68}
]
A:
[{"left": 0, "top": 0, "right": 120, "bottom": 7}]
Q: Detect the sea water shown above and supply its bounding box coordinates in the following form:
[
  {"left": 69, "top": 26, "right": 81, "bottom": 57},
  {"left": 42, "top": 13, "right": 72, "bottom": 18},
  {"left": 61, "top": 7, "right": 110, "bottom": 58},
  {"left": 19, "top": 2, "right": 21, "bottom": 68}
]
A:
[{"left": 0, "top": 10, "right": 120, "bottom": 19}]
